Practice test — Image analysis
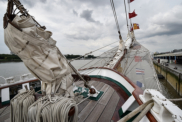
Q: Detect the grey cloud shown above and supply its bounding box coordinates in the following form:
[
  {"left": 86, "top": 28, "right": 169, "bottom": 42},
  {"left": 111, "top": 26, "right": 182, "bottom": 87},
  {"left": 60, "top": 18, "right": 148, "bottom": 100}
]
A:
[
  {"left": 20, "top": 0, "right": 47, "bottom": 7},
  {"left": 74, "top": 0, "right": 122, "bottom": 8},
  {"left": 65, "top": 28, "right": 101, "bottom": 41},
  {"left": 145, "top": 23, "right": 182, "bottom": 38},
  {"left": 73, "top": 9, "right": 78, "bottom": 16},
  {"left": 80, "top": 9, "right": 101, "bottom": 24},
  {"left": 66, "top": 34, "right": 94, "bottom": 40}
]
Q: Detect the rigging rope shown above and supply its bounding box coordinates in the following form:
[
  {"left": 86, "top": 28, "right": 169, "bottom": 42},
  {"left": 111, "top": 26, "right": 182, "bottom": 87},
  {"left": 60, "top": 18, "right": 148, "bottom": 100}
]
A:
[
  {"left": 123, "top": 0, "right": 129, "bottom": 33},
  {"left": 70, "top": 40, "right": 118, "bottom": 62},
  {"left": 110, "top": 0, "right": 122, "bottom": 40}
]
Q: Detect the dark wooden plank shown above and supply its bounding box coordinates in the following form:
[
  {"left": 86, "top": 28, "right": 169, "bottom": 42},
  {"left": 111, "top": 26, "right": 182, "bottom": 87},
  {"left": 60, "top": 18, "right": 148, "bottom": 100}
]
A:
[
  {"left": 0, "top": 106, "right": 10, "bottom": 113},
  {"left": 78, "top": 84, "right": 109, "bottom": 122},
  {"left": 89, "top": 80, "right": 96, "bottom": 85},
  {"left": 78, "top": 99, "right": 90, "bottom": 113},
  {"left": 91, "top": 81, "right": 101, "bottom": 89},
  {"left": 95, "top": 82, "right": 105, "bottom": 89},
  {"left": 99, "top": 87, "right": 114, "bottom": 105},
  {"left": 76, "top": 80, "right": 95, "bottom": 88},
  {"left": 84, "top": 103, "right": 105, "bottom": 122},
  {"left": 0, "top": 112, "right": 10, "bottom": 122},
  {"left": 98, "top": 92, "right": 120, "bottom": 122}
]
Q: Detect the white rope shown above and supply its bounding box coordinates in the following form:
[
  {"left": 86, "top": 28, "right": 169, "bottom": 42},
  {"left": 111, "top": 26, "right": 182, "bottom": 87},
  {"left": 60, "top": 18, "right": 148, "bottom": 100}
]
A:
[
  {"left": 117, "top": 100, "right": 153, "bottom": 122},
  {"left": 10, "top": 89, "right": 35, "bottom": 122},
  {"left": 27, "top": 95, "right": 78, "bottom": 122}
]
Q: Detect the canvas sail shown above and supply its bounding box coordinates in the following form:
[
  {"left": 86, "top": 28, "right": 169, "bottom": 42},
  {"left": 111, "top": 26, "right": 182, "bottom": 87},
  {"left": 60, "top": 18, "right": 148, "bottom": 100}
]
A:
[{"left": 4, "top": 15, "right": 74, "bottom": 96}]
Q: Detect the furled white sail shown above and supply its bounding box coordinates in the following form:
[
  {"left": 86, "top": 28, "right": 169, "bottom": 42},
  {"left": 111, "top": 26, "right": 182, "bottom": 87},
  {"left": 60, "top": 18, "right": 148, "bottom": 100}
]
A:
[{"left": 4, "top": 15, "right": 74, "bottom": 96}]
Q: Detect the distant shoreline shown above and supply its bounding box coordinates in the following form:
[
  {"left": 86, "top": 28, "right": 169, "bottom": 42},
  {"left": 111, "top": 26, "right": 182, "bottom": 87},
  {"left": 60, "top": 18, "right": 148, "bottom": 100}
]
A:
[
  {"left": 0, "top": 60, "right": 22, "bottom": 63},
  {"left": 0, "top": 54, "right": 96, "bottom": 63}
]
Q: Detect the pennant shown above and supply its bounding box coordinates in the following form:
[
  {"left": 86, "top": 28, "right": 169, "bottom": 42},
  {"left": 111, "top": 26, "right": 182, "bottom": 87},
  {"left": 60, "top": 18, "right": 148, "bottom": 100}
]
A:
[
  {"left": 135, "top": 56, "right": 142, "bottom": 62},
  {"left": 136, "top": 68, "right": 145, "bottom": 75},
  {"left": 133, "top": 23, "right": 140, "bottom": 30},
  {"left": 129, "top": 10, "right": 137, "bottom": 19},
  {"left": 130, "top": 26, "right": 133, "bottom": 32},
  {"left": 128, "top": 0, "right": 134, "bottom": 3}
]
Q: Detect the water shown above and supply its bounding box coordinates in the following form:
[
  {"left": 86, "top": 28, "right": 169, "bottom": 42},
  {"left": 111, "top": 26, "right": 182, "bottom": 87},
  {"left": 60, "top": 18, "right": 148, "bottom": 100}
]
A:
[
  {"left": 160, "top": 78, "right": 182, "bottom": 109},
  {"left": 0, "top": 62, "right": 29, "bottom": 84},
  {"left": 0, "top": 60, "right": 91, "bottom": 84},
  {"left": 0, "top": 61, "right": 181, "bottom": 109}
]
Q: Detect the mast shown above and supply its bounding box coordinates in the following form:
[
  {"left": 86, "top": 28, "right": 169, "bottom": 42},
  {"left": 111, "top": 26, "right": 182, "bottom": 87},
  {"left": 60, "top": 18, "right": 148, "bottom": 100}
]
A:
[{"left": 127, "top": 0, "right": 132, "bottom": 28}]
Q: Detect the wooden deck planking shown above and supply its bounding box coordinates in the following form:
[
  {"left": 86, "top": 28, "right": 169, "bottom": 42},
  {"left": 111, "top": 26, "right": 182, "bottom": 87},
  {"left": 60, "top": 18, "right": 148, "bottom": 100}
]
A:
[
  {"left": 78, "top": 84, "right": 110, "bottom": 122},
  {"left": 98, "top": 92, "right": 120, "bottom": 122},
  {"left": 0, "top": 106, "right": 10, "bottom": 114},
  {"left": 78, "top": 99, "right": 90, "bottom": 113},
  {"left": 99, "top": 87, "right": 114, "bottom": 105},
  {"left": 84, "top": 103, "right": 105, "bottom": 122},
  {"left": 2, "top": 80, "right": 125, "bottom": 122}
]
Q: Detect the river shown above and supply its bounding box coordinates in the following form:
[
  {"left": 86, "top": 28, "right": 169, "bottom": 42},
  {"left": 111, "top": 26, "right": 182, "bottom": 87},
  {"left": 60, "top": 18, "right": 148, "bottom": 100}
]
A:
[{"left": 0, "top": 61, "right": 181, "bottom": 109}]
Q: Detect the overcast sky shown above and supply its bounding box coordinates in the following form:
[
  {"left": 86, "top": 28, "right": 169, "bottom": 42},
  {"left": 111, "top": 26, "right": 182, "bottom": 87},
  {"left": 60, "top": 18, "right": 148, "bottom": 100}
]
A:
[{"left": 0, "top": 0, "right": 182, "bottom": 55}]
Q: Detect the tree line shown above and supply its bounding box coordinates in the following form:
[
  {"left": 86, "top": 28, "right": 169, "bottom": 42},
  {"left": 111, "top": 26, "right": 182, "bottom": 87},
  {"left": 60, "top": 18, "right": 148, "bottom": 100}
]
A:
[{"left": 0, "top": 54, "right": 96, "bottom": 62}]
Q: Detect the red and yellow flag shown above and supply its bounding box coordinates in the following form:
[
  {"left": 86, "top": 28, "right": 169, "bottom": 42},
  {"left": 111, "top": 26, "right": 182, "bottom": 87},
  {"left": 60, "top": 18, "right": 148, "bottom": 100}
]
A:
[{"left": 133, "top": 23, "right": 140, "bottom": 30}]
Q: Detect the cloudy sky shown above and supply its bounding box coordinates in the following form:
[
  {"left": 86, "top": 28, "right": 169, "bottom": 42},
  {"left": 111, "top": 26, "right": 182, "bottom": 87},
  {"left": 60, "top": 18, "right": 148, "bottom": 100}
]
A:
[{"left": 0, "top": 0, "right": 182, "bottom": 55}]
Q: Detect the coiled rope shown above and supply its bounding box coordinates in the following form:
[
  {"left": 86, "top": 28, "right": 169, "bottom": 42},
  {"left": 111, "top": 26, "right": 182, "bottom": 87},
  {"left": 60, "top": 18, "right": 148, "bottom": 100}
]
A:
[
  {"left": 27, "top": 95, "right": 78, "bottom": 122},
  {"left": 10, "top": 89, "right": 35, "bottom": 122}
]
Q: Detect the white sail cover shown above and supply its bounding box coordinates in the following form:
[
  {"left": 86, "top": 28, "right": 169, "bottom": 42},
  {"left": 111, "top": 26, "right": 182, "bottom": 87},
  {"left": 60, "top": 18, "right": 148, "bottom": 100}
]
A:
[{"left": 4, "top": 15, "right": 74, "bottom": 96}]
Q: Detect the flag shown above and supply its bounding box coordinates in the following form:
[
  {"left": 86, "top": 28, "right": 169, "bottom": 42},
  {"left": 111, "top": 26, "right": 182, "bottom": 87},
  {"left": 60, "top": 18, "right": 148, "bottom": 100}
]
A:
[
  {"left": 133, "top": 23, "right": 140, "bottom": 30},
  {"left": 128, "top": 0, "right": 134, "bottom": 3},
  {"left": 130, "top": 26, "right": 133, "bottom": 32},
  {"left": 136, "top": 81, "right": 144, "bottom": 88},
  {"left": 135, "top": 56, "right": 142, "bottom": 62},
  {"left": 136, "top": 81, "right": 142, "bottom": 88},
  {"left": 136, "top": 68, "right": 145, "bottom": 75},
  {"left": 129, "top": 10, "right": 137, "bottom": 19}
]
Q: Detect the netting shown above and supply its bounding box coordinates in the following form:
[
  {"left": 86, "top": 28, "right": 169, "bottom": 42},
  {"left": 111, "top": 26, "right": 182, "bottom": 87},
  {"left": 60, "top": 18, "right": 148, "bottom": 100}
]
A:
[
  {"left": 118, "top": 41, "right": 161, "bottom": 91},
  {"left": 79, "top": 46, "right": 118, "bottom": 70},
  {"left": 78, "top": 41, "right": 161, "bottom": 91}
]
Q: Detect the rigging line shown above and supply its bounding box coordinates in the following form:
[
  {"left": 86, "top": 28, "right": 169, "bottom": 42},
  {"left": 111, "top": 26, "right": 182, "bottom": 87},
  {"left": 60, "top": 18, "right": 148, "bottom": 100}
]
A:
[
  {"left": 110, "top": 0, "right": 122, "bottom": 39},
  {"left": 140, "top": 59, "right": 147, "bottom": 89},
  {"left": 81, "top": 51, "right": 117, "bottom": 75},
  {"left": 80, "top": 56, "right": 109, "bottom": 74},
  {"left": 110, "top": 0, "right": 120, "bottom": 31},
  {"left": 148, "top": 52, "right": 162, "bottom": 91},
  {"left": 123, "top": 49, "right": 132, "bottom": 74},
  {"left": 0, "top": 106, "right": 8, "bottom": 116},
  {"left": 79, "top": 46, "right": 118, "bottom": 69},
  {"left": 123, "top": 47, "right": 142, "bottom": 74},
  {"left": 70, "top": 40, "right": 118, "bottom": 62},
  {"left": 124, "top": 0, "right": 130, "bottom": 33},
  {"left": 124, "top": 53, "right": 149, "bottom": 76}
]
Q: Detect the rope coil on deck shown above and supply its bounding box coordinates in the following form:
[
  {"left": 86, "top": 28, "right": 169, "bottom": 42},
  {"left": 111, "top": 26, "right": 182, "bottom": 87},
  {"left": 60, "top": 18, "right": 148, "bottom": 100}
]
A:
[
  {"left": 27, "top": 95, "right": 78, "bottom": 122},
  {"left": 10, "top": 89, "right": 35, "bottom": 122}
]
